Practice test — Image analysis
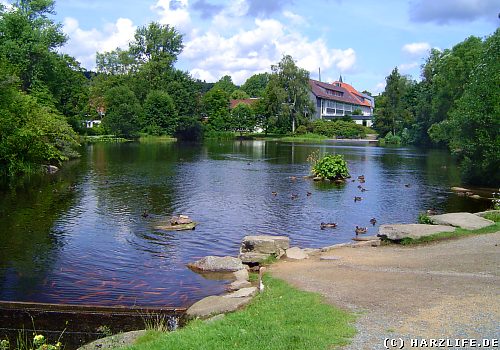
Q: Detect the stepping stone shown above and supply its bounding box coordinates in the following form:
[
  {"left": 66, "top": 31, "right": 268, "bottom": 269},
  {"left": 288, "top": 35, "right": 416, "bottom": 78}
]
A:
[
  {"left": 430, "top": 212, "right": 494, "bottom": 230},
  {"left": 186, "top": 295, "right": 252, "bottom": 319},
  {"left": 378, "top": 224, "right": 455, "bottom": 241},
  {"left": 223, "top": 287, "right": 258, "bottom": 298},
  {"left": 227, "top": 280, "right": 252, "bottom": 291},
  {"left": 233, "top": 269, "right": 249, "bottom": 281},
  {"left": 285, "top": 247, "right": 308, "bottom": 260},
  {"left": 187, "top": 256, "right": 245, "bottom": 272}
]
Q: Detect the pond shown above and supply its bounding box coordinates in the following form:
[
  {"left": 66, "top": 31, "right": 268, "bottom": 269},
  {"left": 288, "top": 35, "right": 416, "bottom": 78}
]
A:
[{"left": 0, "top": 140, "right": 492, "bottom": 307}]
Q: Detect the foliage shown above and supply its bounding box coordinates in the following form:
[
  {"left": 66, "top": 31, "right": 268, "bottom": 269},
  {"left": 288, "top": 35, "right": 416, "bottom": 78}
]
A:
[
  {"left": 126, "top": 275, "right": 355, "bottom": 350},
  {"left": 103, "top": 86, "right": 143, "bottom": 137},
  {"left": 295, "top": 125, "right": 308, "bottom": 134},
  {"left": 417, "top": 213, "right": 432, "bottom": 224},
  {"left": 202, "top": 88, "right": 231, "bottom": 131},
  {"left": 174, "top": 116, "right": 203, "bottom": 141},
  {"left": 312, "top": 154, "right": 350, "bottom": 180},
  {"left": 143, "top": 90, "right": 178, "bottom": 136},
  {"left": 230, "top": 89, "right": 249, "bottom": 100},
  {"left": 429, "top": 29, "right": 500, "bottom": 186},
  {"left": 241, "top": 72, "right": 270, "bottom": 97},
  {"left": 262, "top": 55, "right": 315, "bottom": 134},
  {"left": 493, "top": 191, "right": 500, "bottom": 210},
  {"left": 231, "top": 103, "right": 256, "bottom": 135},
  {"left": 311, "top": 119, "right": 366, "bottom": 139},
  {"left": 379, "top": 131, "right": 402, "bottom": 145},
  {"left": 483, "top": 211, "right": 500, "bottom": 222},
  {"left": 280, "top": 133, "right": 327, "bottom": 142},
  {"left": 211, "top": 75, "right": 237, "bottom": 95}
]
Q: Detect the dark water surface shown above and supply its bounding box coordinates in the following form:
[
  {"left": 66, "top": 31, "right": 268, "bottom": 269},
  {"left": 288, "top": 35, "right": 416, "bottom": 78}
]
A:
[{"left": 0, "top": 140, "right": 492, "bottom": 307}]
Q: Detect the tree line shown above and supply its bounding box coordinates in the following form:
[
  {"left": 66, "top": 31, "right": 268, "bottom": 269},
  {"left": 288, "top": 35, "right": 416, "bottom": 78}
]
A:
[{"left": 374, "top": 29, "right": 499, "bottom": 186}]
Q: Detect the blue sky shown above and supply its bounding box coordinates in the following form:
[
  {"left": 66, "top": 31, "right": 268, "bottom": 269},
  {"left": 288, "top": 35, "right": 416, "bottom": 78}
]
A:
[{"left": 3, "top": 0, "right": 498, "bottom": 93}]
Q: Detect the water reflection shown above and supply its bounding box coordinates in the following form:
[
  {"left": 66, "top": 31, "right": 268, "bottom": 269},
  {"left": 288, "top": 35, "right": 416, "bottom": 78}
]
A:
[{"left": 0, "top": 141, "right": 493, "bottom": 307}]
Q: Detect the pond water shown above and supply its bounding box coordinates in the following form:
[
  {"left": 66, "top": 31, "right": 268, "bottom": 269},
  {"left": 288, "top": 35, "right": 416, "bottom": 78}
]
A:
[{"left": 0, "top": 140, "right": 492, "bottom": 307}]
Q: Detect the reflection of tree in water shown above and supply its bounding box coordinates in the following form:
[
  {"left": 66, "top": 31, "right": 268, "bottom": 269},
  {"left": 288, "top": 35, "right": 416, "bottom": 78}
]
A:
[{"left": 0, "top": 168, "right": 82, "bottom": 301}]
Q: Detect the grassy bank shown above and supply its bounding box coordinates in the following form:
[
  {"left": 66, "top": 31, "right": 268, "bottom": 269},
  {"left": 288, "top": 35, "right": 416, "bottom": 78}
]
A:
[
  {"left": 400, "top": 217, "right": 500, "bottom": 245},
  {"left": 138, "top": 135, "right": 176, "bottom": 143},
  {"left": 280, "top": 133, "right": 328, "bottom": 142},
  {"left": 126, "top": 275, "right": 356, "bottom": 350}
]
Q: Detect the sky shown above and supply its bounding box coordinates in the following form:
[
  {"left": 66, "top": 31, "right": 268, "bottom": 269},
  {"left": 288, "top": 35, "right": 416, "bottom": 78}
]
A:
[{"left": 2, "top": 0, "right": 499, "bottom": 93}]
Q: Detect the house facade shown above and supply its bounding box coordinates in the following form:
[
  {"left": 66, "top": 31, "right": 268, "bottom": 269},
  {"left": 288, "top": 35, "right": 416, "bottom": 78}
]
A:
[{"left": 309, "top": 77, "right": 374, "bottom": 127}]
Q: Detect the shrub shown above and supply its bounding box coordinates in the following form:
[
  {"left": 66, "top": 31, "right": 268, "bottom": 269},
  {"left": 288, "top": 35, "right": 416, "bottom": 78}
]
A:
[
  {"left": 312, "top": 154, "right": 350, "bottom": 180},
  {"left": 295, "top": 125, "right": 308, "bottom": 135},
  {"left": 380, "top": 131, "right": 401, "bottom": 145},
  {"left": 417, "top": 213, "right": 432, "bottom": 224}
]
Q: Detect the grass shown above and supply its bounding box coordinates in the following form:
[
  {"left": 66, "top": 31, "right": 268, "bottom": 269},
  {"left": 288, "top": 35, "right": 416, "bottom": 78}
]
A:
[
  {"left": 138, "top": 135, "right": 176, "bottom": 143},
  {"left": 483, "top": 211, "right": 500, "bottom": 222},
  {"left": 399, "top": 221, "right": 500, "bottom": 245},
  {"left": 125, "top": 275, "right": 356, "bottom": 350},
  {"left": 280, "top": 133, "right": 328, "bottom": 142}
]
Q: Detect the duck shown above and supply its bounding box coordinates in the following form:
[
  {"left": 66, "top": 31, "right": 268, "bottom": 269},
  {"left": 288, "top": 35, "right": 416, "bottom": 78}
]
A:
[
  {"left": 289, "top": 176, "right": 297, "bottom": 181},
  {"left": 271, "top": 191, "right": 278, "bottom": 196},
  {"left": 291, "top": 193, "right": 299, "bottom": 200},
  {"left": 360, "top": 188, "right": 367, "bottom": 192},
  {"left": 358, "top": 175, "right": 365, "bottom": 180},
  {"left": 357, "top": 185, "right": 363, "bottom": 189},
  {"left": 142, "top": 210, "right": 149, "bottom": 218},
  {"left": 355, "top": 226, "right": 368, "bottom": 235},
  {"left": 370, "top": 217, "right": 377, "bottom": 226},
  {"left": 359, "top": 179, "right": 366, "bottom": 183},
  {"left": 258, "top": 266, "right": 267, "bottom": 292},
  {"left": 426, "top": 208, "right": 438, "bottom": 216},
  {"left": 306, "top": 191, "right": 312, "bottom": 196},
  {"left": 320, "top": 222, "right": 337, "bottom": 229},
  {"left": 404, "top": 183, "right": 411, "bottom": 188},
  {"left": 354, "top": 196, "right": 362, "bottom": 202}
]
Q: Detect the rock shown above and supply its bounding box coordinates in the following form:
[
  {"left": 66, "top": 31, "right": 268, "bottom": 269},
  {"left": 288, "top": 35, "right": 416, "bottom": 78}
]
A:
[
  {"left": 170, "top": 215, "right": 193, "bottom": 225},
  {"left": 186, "top": 295, "right": 252, "bottom": 319},
  {"left": 239, "top": 235, "right": 290, "bottom": 263},
  {"left": 227, "top": 280, "right": 252, "bottom": 291},
  {"left": 475, "top": 210, "right": 500, "bottom": 218},
  {"left": 155, "top": 222, "right": 197, "bottom": 231},
  {"left": 320, "top": 243, "right": 351, "bottom": 252},
  {"left": 77, "top": 330, "right": 145, "bottom": 350},
  {"left": 378, "top": 224, "right": 455, "bottom": 241},
  {"left": 469, "top": 194, "right": 481, "bottom": 199},
  {"left": 352, "top": 235, "right": 380, "bottom": 241},
  {"left": 285, "top": 247, "right": 308, "bottom": 260},
  {"left": 303, "top": 248, "right": 320, "bottom": 254},
  {"left": 204, "top": 314, "right": 225, "bottom": 323},
  {"left": 233, "top": 269, "right": 249, "bottom": 281},
  {"left": 451, "top": 187, "right": 470, "bottom": 192},
  {"left": 313, "top": 176, "right": 322, "bottom": 181},
  {"left": 429, "top": 212, "right": 494, "bottom": 230},
  {"left": 352, "top": 240, "right": 381, "bottom": 247},
  {"left": 187, "top": 256, "right": 245, "bottom": 272},
  {"left": 223, "top": 287, "right": 258, "bottom": 298}
]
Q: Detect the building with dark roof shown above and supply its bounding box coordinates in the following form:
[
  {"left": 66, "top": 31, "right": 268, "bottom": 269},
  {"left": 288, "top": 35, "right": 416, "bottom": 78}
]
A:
[{"left": 309, "top": 78, "right": 374, "bottom": 127}]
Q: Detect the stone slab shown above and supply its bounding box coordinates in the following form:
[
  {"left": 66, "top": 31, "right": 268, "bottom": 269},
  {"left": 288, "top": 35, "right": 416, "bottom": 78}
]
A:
[
  {"left": 352, "top": 240, "right": 381, "bottom": 247},
  {"left": 239, "top": 252, "right": 271, "bottom": 264},
  {"left": 285, "top": 247, "right": 308, "bottom": 260},
  {"left": 240, "top": 235, "right": 290, "bottom": 254},
  {"left": 352, "top": 235, "right": 380, "bottom": 241},
  {"left": 227, "top": 280, "right": 252, "bottom": 291},
  {"left": 233, "top": 269, "right": 249, "bottom": 281},
  {"left": 378, "top": 224, "right": 456, "bottom": 241},
  {"left": 187, "top": 256, "right": 245, "bottom": 272},
  {"left": 429, "top": 212, "right": 494, "bottom": 230},
  {"left": 320, "top": 255, "right": 342, "bottom": 261},
  {"left": 186, "top": 295, "right": 252, "bottom": 319},
  {"left": 223, "top": 287, "right": 258, "bottom": 298}
]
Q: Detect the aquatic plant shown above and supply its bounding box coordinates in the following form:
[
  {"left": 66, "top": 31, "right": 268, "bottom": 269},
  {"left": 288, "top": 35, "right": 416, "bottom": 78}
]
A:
[{"left": 311, "top": 154, "right": 350, "bottom": 181}]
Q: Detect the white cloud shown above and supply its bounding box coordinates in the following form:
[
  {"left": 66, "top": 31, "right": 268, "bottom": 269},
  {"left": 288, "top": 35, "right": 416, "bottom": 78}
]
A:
[
  {"left": 398, "top": 62, "right": 419, "bottom": 72},
  {"left": 374, "top": 82, "right": 386, "bottom": 94},
  {"left": 62, "top": 17, "right": 136, "bottom": 69},
  {"left": 0, "top": 0, "right": 12, "bottom": 10},
  {"left": 402, "top": 42, "right": 431, "bottom": 55},
  {"left": 409, "top": 0, "right": 499, "bottom": 24},
  {"left": 153, "top": 0, "right": 191, "bottom": 32},
  {"left": 182, "top": 18, "right": 356, "bottom": 84},
  {"left": 282, "top": 10, "right": 306, "bottom": 26}
]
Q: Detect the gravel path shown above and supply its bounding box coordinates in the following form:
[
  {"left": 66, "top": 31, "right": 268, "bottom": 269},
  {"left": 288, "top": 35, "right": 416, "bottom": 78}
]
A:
[{"left": 270, "top": 233, "right": 500, "bottom": 349}]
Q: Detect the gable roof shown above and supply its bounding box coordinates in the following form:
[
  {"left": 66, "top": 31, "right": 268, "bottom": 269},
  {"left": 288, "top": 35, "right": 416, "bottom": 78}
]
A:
[
  {"left": 230, "top": 98, "right": 260, "bottom": 109},
  {"left": 309, "top": 79, "right": 371, "bottom": 107}
]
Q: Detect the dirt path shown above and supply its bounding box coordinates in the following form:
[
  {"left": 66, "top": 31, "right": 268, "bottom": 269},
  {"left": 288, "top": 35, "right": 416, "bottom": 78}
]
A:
[{"left": 270, "top": 233, "right": 500, "bottom": 349}]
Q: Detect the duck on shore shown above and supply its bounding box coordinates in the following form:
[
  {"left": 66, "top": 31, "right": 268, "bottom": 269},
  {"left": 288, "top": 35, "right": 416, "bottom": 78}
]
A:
[
  {"left": 320, "top": 222, "right": 337, "bottom": 229},
  {"left": 355, "top": 226, "right": 368, "bottom": 235}
]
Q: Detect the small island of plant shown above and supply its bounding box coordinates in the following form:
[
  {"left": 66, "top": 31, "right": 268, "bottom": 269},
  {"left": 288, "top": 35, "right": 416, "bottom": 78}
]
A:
[{"left": 311, "top": 154, "right": 350, "bottom": 182}]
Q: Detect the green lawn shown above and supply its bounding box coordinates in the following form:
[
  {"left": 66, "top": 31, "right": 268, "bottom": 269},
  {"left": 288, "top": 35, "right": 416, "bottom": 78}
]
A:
[{"left": 125, "top": 275, "right": 356, "bottom": 350}]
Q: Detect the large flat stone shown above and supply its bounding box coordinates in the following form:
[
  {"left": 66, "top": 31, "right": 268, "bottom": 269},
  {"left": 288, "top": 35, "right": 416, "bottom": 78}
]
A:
[
  {"left": 474, "top": 210, "right": 500, "bottom": 218},
  {"left": 223, "top": 287, "right": 258, "bottom": 298},
  {"left": 240, "top": 235, "right": 290, "bottom": 254},
  {"left": 285, "top": 247, "right": 308, "bottom": 260},
  {"left": 378, "top": 224, "right": 455, "bottom": 241},
  {"left": 233, "top": 269, "right": 249, "bottom": 281},
  {"left": 227, "top": 280, "right": 252, "bottom": 291},
  {"left": 187, "top": 256, "right": 245, "bottom": 272},
  {"left": 239, "top": 252, "right": 271, "bottom": 264},
  {"left": 429, "top": 212, "right": 494, "bottom": 230},
  {"left": 186, "top": 295, "right": 252, "bottom": 319}
]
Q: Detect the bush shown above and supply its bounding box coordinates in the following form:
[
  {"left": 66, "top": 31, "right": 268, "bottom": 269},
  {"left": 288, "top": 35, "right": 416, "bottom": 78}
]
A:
[
  {"left": 295, "top": 125, "right": 308, "bottom": 134},
  {"left": 311, "top": 120, "right": 366, "bottom": 139},
  {"left": 175, "top": 116, "right": 203, "bottom": 141},
  {"left": 380, "top": 131, "right": 401, "bottom": 145},
  {"left": 312, "top": 154, "right": 350, "bottom": 180}
]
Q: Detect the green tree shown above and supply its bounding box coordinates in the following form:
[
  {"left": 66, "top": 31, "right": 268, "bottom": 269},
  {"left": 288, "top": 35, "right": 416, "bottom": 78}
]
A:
[
  {"left": 143, "top": 90, "right": 178, "bottom": 135},
  {"left": 103, "top": 86, "right": 142, "bottom": 137},
  {"left": 96, "top": 48, "right": 137, "bottom": 75},
  {"left": 212, "top": 75, "right": 237, "bottom": 95},
  {"left": 231, "top": 103, "right": 256, "bottom": 136},
  {"left": 263, "top": 55, "right": 314, "bottom": 133},
  {"left": 230, "top": 89, "right": 250, "bottom": 100},
  {"left": 202, "top": 88, "right": 231, "bottom": 131},
  {"left": 430, "top": 29, "right": 500, "bottom": 185},
  {"left": 241, "top": 73, "right": 270, "bottom": 97}
]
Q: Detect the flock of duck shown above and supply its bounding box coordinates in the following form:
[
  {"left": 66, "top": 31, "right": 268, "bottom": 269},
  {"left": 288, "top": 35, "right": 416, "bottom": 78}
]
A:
[{"left": 270, "top": 174, "right": 379, "bottom": 238}]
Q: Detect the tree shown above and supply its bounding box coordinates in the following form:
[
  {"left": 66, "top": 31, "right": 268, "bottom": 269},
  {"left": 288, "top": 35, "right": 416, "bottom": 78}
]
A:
[
  {"left": 373, "top": 68, "right": 414, "bottom": 137},
  {"left": 263, "top": 55, "right": 314, "bottom": 133},
  {"left": 230, "top": 89, "right": 250, "bottom": 100},
  {"left": 103, "top": 86, "right": 142, "bottom": 137},
  {"left": 430, "top": 29, "right": 500, "bottom": 185},
  {"left": 212, "top": 75, "right": 237, "bottom": 95},
  {"left": 241, "top": 73, "right": 270, "bottom": 97},
  {"left": 143, "top": 90, "right": 178, "bottom": 135},
  {"left": 202, "top": 88, "right": 231, "bottom": 131},
  {"left": 96, "top": 48, "right": 136, "bottom": 75},
  {"left": 231, "top": 103, "right": 256, "bottom": 136}
]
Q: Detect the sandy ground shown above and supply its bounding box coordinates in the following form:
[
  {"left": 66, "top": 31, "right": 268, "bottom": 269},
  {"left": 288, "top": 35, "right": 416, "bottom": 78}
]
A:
[{"left": 270, "top": 233, "right": 500, "bottom": 349}]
